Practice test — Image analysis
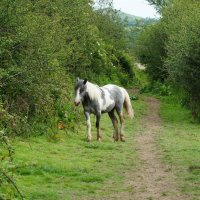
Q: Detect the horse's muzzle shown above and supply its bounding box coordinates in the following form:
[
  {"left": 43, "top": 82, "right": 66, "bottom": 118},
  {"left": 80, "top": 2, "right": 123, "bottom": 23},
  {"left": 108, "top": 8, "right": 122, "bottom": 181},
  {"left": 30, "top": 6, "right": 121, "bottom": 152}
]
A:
[{"left": 74, "top": 101, "right": 80, "bottom": 106}]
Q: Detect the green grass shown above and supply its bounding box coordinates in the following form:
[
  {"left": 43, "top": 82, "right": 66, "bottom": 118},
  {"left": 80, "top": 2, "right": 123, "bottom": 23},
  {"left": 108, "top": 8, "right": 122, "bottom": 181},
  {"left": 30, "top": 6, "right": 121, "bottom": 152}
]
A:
[
  {"left": 158, "top": 96, "right": 200, "bottom": 199},
  {"left": 2, "top": 99, "right": 146, "bottom": 200},
  {"left": 3, "top": 93, "right": 199, "bottom": 199}
]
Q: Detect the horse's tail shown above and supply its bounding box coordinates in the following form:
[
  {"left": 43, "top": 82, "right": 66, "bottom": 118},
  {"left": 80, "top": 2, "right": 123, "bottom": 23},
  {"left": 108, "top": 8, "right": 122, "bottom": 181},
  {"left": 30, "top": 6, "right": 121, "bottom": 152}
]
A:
[{"left": 122, "top": 88, "right": 134, "bottom": 118}]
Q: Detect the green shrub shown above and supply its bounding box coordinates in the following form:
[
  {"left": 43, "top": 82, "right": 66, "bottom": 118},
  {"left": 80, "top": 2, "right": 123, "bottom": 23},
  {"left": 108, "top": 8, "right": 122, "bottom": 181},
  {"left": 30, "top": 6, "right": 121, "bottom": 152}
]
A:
[
  {"left": 163, "top": 0, "right": 200, "bottom": 120},
  {"left": 136, "top": 0, "right": 200, "bottom": 120}
]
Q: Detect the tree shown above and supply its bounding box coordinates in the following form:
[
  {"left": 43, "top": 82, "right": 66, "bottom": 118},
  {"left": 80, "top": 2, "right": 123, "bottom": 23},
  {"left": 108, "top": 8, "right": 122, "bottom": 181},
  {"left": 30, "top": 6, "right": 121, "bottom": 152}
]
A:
[
  {"left": 136, "top": 0, "right": 200, "bottom": 119},
  {"left": 135, "top": 22, "right": 167, "bottom": 82},
  {"left": 146, "top": 0, "right": 171, "bottom": 11},
  {"left": 163, "top": 0, "right": 200, "bottom": 118}
]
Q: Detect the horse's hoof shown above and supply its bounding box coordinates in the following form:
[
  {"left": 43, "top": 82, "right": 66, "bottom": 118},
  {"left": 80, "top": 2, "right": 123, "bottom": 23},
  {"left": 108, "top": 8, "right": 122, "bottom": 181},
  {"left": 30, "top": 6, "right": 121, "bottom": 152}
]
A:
[
  {"left": 97, "top": 135, "right": 102, "bottom": 142},
  {"left": 113, "top": 135, "right": 119, "bottom": 142},
  {"left": 120, "top": 135, "right": 126, "bottom": 142}
]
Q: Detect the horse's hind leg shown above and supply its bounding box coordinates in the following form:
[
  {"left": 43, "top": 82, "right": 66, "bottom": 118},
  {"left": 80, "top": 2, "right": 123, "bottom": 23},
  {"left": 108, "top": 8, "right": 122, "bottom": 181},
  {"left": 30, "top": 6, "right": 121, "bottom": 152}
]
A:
[
  {"left": 116, "top": 109, "right": 125, "bottom": 142},
  {"left": 108, "top": 110, "right": 119, "bottom": 141},
  {"left": 96, "top": 112, "right": 101, "bottom": 141}
]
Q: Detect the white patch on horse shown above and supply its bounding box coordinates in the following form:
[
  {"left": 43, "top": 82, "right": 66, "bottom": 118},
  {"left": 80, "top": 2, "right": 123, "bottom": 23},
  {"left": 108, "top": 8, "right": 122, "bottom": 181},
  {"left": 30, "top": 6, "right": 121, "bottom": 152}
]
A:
[
  {"left": 86, "top": 82, "right": 101, "bottom": 101},
  {"left": 74, "top": 88, "right": 80, "bottom": 104},
  {"left": 101, "top": 85, "right": 115, "bottom": 111}
]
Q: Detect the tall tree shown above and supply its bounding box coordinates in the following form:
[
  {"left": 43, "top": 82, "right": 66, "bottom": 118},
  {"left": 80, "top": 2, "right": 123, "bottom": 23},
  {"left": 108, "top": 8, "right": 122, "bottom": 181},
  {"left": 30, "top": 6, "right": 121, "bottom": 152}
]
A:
[{"left": 146, "top": 0, "right": 170, "bottom": 11}]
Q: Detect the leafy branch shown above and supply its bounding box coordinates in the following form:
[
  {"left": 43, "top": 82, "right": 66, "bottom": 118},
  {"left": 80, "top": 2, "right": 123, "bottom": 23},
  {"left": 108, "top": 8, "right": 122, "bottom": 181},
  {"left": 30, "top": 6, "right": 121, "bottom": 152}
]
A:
[
  {"left": 0, "top": 130, "right": 24, "bottom": 199},
  {"left": 0, "top": 168, "right": 24, "bottom": 200}
]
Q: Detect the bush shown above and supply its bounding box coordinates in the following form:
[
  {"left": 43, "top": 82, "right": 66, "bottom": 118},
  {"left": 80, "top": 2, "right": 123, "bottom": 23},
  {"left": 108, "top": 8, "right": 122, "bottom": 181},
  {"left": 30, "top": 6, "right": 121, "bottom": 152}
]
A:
[
  {"left": 0, "top": 0, "right": 136, "bottom": 136},
  {"left": 140, "top": 82, "right": 172, "bottom": 96}
]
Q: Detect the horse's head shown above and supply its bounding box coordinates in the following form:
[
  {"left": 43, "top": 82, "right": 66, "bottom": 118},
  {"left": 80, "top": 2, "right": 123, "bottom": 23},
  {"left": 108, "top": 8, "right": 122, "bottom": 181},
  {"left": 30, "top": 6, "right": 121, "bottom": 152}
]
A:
[{"left": 74, "top": 78, "right": 88, "bottom": 106}]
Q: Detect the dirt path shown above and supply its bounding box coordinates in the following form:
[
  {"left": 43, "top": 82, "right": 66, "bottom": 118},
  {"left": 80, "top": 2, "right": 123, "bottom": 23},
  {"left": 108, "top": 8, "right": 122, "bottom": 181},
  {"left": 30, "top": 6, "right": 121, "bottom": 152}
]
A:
[{"left": 110, "top": 96, "right": 188, "bottom": 200}]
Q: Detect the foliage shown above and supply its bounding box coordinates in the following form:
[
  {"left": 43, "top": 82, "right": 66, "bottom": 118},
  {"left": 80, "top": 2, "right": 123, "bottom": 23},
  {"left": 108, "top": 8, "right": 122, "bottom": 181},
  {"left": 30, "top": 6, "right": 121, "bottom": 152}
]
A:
[
  {"left": 140, "top": 82, "right": 172, "bottom": 96},
  {"left": 135, "top": 0, "right": 200, "bottom": 120},
  {"left": 0, "top": 0, "right": 81, "bottom": 136},
  {"left": 135, "top": 22, "right": 167, "bottom": 82},
  {"left": 146, "top": 0, "right": 171, "bottom": 11},
  {"left": 0, "top": 130, "right": 24, "bottom": 199},
  {"left": 163, "top": 0, "right": 200, "bottom": 120},
  {"left": 120, "top": 11, "right": 157, "bottom": 54}
]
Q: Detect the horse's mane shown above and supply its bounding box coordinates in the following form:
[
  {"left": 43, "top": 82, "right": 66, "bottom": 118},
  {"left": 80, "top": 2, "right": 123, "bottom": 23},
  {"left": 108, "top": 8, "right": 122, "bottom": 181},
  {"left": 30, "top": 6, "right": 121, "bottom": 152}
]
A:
[{"left": 86, "top": 82, "right": 102, "bottom": 101}]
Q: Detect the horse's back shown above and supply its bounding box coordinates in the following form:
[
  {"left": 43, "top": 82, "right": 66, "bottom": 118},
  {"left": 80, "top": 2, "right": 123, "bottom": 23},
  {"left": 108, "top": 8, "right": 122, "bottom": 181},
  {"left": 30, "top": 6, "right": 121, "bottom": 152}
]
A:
[
  {"left": 101, "top": 84, "right": 125, "bottom": 108},
  {"left": 102, "top": 84, "right": 124, "bottom": 97}
]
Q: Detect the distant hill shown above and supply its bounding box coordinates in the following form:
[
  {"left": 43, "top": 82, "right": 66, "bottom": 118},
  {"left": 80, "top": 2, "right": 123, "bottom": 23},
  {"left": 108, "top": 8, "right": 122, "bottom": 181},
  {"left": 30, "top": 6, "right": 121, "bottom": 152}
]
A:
[
  {"left": 116, "top": 11, "right": 157, "bottom": 50},
  {"left": 118, "top": 11, "right": 142, "bottom": 21},
  {"left": 117, "top": 10, "right": 157, "bottom": 26}
]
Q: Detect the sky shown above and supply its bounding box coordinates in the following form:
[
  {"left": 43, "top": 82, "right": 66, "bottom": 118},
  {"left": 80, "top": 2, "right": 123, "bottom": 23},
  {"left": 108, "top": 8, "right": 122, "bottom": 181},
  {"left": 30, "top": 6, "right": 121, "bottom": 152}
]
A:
[{"left": 112, "top": 0, "right": 160, "bottom": 18}]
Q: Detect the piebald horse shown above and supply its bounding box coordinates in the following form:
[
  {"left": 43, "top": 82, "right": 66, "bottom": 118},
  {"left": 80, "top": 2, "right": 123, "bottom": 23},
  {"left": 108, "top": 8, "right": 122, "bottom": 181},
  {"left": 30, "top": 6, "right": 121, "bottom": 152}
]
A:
[{"left": 74, "top": 78, "right": 134, "bottom": 142}]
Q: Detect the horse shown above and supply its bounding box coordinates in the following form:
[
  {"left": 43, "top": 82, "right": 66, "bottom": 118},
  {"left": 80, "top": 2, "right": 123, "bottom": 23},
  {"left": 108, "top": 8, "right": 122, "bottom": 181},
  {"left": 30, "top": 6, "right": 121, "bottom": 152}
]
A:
[{"left": 74, "top": 78, "right": 134, "bottom": 142}]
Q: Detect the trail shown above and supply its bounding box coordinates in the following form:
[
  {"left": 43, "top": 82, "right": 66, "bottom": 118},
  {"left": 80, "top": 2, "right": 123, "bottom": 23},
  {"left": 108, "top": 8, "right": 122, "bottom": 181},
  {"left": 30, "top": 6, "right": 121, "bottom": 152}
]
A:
[{"left": 109, "top": 96, "right": 188, "bottom": 200}]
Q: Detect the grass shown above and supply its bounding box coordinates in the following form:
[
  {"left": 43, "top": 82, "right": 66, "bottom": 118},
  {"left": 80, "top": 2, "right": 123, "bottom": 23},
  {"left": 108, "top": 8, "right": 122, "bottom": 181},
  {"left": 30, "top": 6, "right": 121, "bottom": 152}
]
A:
[
  {"left": 2, "top": 92, "right": 199, "bottom": 199},
  {"left": 158, "top": 96, "right": 200, "bottom": 199},
  {"left": 1, "top": 99, "right": 146, "bottom": 200}
]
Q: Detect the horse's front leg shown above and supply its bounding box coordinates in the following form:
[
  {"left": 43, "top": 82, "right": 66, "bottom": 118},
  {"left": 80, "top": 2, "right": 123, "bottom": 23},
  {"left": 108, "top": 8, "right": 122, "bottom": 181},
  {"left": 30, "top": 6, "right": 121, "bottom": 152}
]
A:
[
  {"left": 96, "top": 112, "right": 101, "bottom": 141},
  {"left": 84, "top": 112, "right": 91, "bottom": 142}
]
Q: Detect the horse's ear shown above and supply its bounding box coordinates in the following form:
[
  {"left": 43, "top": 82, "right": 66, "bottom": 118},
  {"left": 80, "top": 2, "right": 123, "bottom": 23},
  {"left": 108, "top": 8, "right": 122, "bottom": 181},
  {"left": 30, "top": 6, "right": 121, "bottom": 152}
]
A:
[
  {"left": 83, "top": 79, "right": 87, "bottom": 85},
  {"left": 76, "top": 77, "right": 80, "bottom": 82}
]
